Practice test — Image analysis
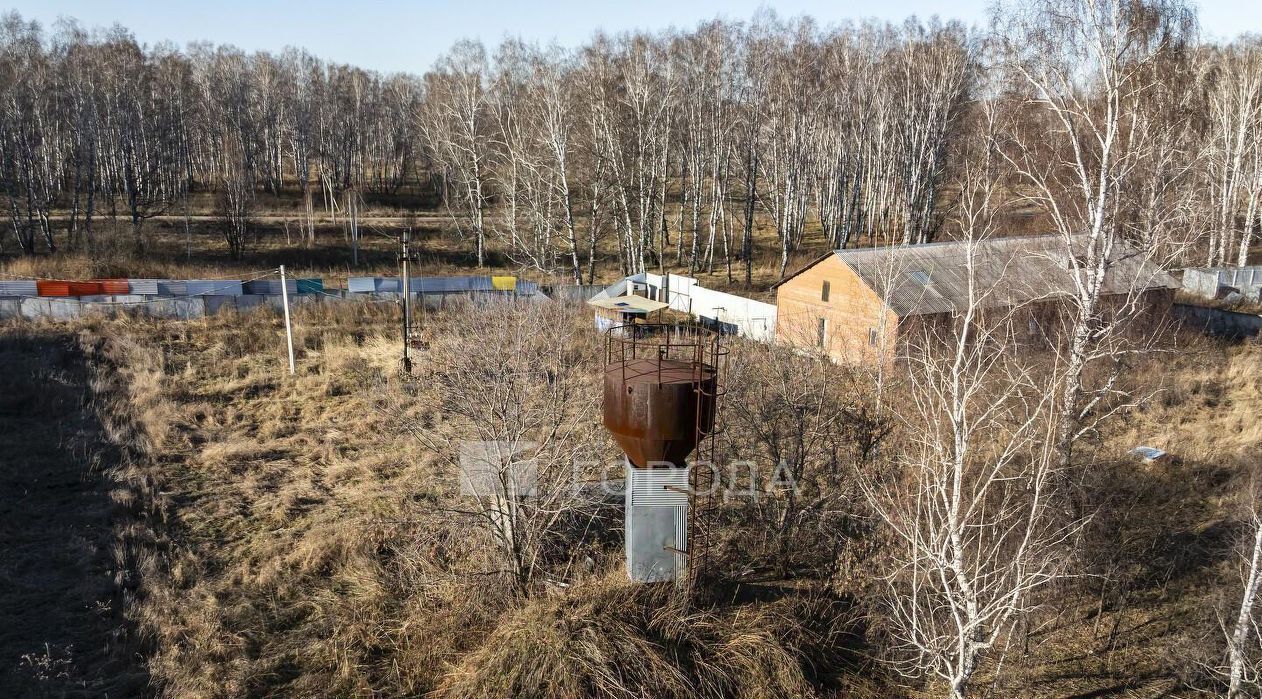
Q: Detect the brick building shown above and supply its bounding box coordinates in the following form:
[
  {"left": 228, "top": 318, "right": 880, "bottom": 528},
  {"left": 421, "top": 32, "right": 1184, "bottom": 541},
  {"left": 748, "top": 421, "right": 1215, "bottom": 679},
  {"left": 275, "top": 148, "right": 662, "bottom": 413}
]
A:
[{"left": 772, "top": 234, "right": 1178, "bottom": 364}]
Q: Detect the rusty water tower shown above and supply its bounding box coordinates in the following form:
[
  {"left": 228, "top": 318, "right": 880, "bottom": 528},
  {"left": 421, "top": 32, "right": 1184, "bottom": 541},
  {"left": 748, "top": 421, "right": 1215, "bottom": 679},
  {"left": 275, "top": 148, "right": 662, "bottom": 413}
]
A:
[{"left": 603, "top": 323, "right": 726, "bottom": 583}]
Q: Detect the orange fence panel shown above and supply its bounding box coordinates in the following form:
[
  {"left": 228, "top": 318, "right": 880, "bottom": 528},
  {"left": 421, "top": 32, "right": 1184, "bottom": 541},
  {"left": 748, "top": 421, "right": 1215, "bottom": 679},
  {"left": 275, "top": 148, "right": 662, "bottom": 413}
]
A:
[
  {"left": 94, "top": 279, "right": 129, "bottom": 295},
  {"left": 66, "top": 281, "right": 104, "bottom": 296},
  {"left": 36, "top": 280, "right": 71, "bottom": 297}
]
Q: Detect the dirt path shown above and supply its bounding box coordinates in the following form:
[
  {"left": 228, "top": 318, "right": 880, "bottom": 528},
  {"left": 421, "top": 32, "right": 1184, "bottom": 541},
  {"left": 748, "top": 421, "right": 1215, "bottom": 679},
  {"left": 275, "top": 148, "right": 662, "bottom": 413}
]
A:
[{"left": 0, "top": 332, "right": 148, "bottom": 696}]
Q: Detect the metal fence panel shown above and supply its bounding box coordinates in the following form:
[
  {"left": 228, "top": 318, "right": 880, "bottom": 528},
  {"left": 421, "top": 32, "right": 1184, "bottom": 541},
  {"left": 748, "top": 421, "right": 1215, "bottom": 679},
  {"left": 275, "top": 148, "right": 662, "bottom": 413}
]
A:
[
  {"left": 243, "top": 279, "right": 297, "bottom": 295},
  {"left": 186, "top": 280, "right": 243, "bottom": 296},
  {"left": 0, "top": 280, "right": 37, "bottom": 296},
  {"left": 127, "top": 279, "right": 161, "bottom": 295}
]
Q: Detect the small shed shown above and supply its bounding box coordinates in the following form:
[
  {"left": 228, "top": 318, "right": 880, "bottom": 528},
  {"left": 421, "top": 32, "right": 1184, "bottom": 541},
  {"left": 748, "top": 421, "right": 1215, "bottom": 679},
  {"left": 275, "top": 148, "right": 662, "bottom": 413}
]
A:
[{"left": 588, "top": 294, "right": 668, "bottom": 333}]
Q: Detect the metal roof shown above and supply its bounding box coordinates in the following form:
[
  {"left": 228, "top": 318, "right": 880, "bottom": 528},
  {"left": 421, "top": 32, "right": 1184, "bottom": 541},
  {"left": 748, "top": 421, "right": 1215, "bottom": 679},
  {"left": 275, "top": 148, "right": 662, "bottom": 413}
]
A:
[
  {"left": 827, "top": 234, "right": 1178, "bottom": 317},
  {"left": 588, "top": 294, "right": 670, "bottom": 313}
]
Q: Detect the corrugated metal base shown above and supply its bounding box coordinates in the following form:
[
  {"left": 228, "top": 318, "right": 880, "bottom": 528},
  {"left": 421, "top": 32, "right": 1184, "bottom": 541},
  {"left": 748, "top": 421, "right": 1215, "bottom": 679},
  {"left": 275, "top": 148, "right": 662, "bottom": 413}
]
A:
[
  {"left": 628, "top": 466, "right": 690, "bottom": 506},
  {"left": 243, "top": 279, "right": 297, "bottom": 295},
  {"left": 187, "top": 280, "right": 243, "bottom": 297},
  {"left": 625, "top": 461, "right": 689, "bottom": 583}
]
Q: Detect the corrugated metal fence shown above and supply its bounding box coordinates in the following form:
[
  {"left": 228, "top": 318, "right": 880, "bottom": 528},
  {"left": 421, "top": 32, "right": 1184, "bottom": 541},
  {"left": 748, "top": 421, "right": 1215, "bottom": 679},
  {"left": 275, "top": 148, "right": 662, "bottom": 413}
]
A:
[
  {"left": 0, "top": 274, "right": 549, "bottom": 322},
  {"left": 1183, "top": 266, "right": 1262, "bottom": 302}
]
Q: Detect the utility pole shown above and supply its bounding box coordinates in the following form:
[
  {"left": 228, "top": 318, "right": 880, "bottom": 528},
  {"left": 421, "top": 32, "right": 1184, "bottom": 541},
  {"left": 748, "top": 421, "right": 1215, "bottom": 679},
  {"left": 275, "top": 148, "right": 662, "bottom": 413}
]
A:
[
  {"left": 279, "top": 265, "right": 295, "bottom": 375},
  {"left": 348, "top": 186, "right": 360, "bottom": 267},
  {"left": 399, "top": 228, "right": 417, "bottom": 373}
]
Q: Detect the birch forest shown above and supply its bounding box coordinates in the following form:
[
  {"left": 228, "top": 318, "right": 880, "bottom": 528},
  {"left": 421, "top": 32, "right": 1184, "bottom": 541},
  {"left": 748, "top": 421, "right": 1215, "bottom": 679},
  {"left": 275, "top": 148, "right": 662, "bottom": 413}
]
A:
[{"left": 0, "top": 5, "right": 1260, "bottom": 278}]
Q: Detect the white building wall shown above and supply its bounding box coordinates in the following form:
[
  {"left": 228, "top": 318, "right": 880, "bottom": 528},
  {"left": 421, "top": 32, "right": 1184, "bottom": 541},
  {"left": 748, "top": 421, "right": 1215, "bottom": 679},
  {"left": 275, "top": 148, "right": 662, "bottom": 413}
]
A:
[
  {"left": 1182, "top": 266, "right": 1262, "bottom": 302},
  {"left": 628, "top": 273, "right": 776, "bottom": 342}
]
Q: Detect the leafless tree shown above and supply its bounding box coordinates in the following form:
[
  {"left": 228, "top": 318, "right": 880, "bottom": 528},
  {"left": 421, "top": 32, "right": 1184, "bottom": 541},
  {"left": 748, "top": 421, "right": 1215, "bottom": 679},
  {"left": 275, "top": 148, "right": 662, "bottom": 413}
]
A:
[
  {"left": 421, "top": 41, "right": 493, "bottom": 268},
  {"left": 862, "top": 105, "right": 1084, "bottom": 698},
  {"left": 1221, "top": 475, "right": 1262, "bottom": 698},
  {"left": 723, "top": 342, "right": 853, "bottom": 575},
  {"left": 1203, "top": 39, "right": 1262, "bottom": 267},
  {"left": 216, "top": 138, "right": 254, "bottom": 260},
  {"left": 2, "top": 5, "right": 1255, "bottom": 282},
  {"left": 994, "top": 0, "right": 1194, "bottom": 484},
  {"left": 409, "top": 300, "right": 603, "bottom": 594}
]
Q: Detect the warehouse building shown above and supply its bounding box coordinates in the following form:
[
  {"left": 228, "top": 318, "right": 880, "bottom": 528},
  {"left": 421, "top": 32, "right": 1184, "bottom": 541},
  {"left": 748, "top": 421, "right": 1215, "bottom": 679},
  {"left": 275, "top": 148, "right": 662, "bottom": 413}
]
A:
[{"left": 772, "top": 234, "right": 1178, "bottom": 364}]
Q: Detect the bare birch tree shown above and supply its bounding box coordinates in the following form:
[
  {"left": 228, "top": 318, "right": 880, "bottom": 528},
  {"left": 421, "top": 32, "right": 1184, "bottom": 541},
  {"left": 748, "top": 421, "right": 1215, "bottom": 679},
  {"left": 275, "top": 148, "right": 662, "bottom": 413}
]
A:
[
  {"left": 1204, "top": 39, "right": 1262, "bottom": 267},
  {"left": 864, "top": 287, "right": 1075, "bottom": 698},
  {"left": 1222, "top": 475, "right": 1262, "bottom": 698},
  {"left": 863, "top": 105, "right": 1082, "bottom": 698},
  {"left": 994, "top": 0, "right": 1194, "bottom": 485},
  {"left": 421, "top": 41, "right": 493, "bottom": 267}
]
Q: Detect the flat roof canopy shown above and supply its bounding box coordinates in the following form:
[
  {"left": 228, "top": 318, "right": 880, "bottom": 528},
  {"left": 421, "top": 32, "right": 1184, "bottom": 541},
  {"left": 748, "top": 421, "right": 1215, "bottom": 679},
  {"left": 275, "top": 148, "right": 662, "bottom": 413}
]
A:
[{"left": 587, "top": 294, "right": 670, "bottom": 314}]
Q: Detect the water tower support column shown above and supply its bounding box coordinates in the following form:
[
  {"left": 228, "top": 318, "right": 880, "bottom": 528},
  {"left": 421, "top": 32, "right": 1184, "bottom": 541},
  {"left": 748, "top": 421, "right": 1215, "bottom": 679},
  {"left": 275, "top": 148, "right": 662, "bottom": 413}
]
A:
[{"left": 625, "top": 461, "right": 690, "bottom": 583}]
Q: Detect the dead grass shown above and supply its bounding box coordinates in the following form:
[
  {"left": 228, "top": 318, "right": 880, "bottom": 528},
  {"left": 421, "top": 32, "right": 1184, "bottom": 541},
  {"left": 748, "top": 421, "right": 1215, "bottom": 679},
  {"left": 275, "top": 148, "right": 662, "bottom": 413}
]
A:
[
  {"left": 1112, "top": 334, "right": 1262, "bottom": 464},
  {"left": 71, "top": 305, "right": 476, "bottom": 695},
  {"left": 435, "top": 574, "right": 873, "bottom": 699},
  {"left": 55, "top": 301, "right": 872, "bottom": 697},
  {"left": 0, "top": 200, "right": 839, "bottom": 292},
  {"left": 4, "top": 296, "right": 1259, "bottom": 697}
]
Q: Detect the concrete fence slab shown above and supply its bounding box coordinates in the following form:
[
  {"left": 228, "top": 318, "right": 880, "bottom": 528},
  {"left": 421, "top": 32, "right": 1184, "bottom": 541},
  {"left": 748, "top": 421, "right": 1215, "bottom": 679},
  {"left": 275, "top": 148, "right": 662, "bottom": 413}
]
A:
[
  {"left": 22, "top": 297, "right": 81, "bottom": 321},
  {"left": 205, "top": 295, "right": 238, "bottom": 315},
  {"left": 0, "top": 298, "right": 21, "bottom": 320}
]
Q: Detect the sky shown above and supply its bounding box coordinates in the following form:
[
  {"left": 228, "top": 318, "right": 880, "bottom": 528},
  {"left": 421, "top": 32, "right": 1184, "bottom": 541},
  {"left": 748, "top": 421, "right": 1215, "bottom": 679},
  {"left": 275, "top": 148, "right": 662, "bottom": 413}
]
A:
[{"left": 6, "top": 0, "right": 1261, "bottom": 75}]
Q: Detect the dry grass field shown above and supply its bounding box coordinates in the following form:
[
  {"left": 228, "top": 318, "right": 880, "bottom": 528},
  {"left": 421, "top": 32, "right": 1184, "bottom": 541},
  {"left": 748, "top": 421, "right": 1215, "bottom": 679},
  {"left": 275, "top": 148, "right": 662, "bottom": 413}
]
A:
[
  {"left": 27, "top": 303, "right": 873, "bottom": 697},
  {"left": 5, "top": 2, "right": 1262, "bottom": 692},
  {"left": 1, "top": 295, "right": 1258, "bottom": 697}
]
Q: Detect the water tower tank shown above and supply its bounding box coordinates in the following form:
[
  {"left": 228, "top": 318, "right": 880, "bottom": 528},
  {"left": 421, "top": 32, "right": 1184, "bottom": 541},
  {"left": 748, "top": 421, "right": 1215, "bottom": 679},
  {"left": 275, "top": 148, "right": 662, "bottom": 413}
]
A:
[
  {"left": 603, "top": 357, "right": 716, "bottom": 468},
  {"left": 602, "top": 325, "right": 723, "bottom": 583}
]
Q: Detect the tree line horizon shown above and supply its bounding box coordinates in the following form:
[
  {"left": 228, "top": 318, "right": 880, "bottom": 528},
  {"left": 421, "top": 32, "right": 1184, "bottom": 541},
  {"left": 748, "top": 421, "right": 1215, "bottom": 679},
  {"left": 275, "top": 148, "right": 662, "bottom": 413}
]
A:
[{"left": 0, "top": 1, "right": 1259, "bottom": 282}]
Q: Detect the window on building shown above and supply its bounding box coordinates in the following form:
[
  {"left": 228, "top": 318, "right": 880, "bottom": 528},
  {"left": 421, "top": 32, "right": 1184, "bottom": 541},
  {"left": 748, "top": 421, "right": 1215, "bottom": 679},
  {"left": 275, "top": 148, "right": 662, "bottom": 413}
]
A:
[
  {"left": 817, "top": 317, "right": 827, "bottom": 348},
  {"left": 910, "top": 269, "right": 932, "bottom": 286},
  {"left": 821, "top": 280, "right": 830, "bottom": 302},
  {"left": 868, "top": 328, "right": 880, "bottom": 346}
]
